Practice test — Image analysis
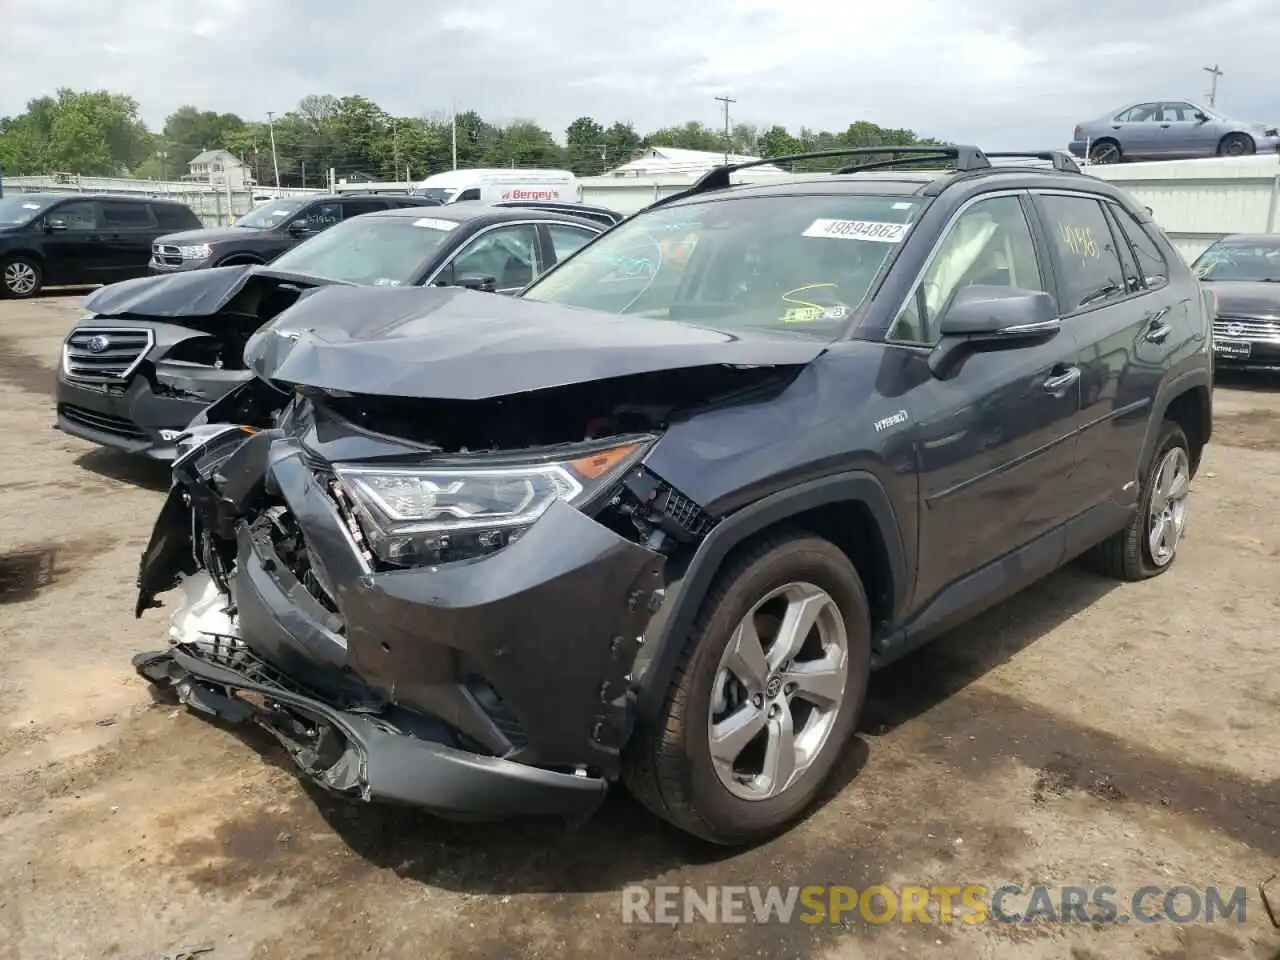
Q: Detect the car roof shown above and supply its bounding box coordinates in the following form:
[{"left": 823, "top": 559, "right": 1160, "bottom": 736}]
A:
[
  {"left": 1214, "top": 233, "right": 1280, "bottom": 246},
  {"left": 654, "top": 164, "right": 1125, "bottom": 211},
  {"left": 371, "top": 202, "right": 603, "bottom": 226},
  {"left": 16, "top": 192, "right": 191, "bottom": 206}
]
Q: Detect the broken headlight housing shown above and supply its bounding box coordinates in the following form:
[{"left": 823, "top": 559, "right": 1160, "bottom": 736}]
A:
[{"left": 331, "top": 437, "right": 653, "bottom": 566}]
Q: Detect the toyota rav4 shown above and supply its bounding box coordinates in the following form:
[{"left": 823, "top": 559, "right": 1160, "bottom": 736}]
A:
[{"left": 128, "top": 146, "right": 1213, "bottom": 845}]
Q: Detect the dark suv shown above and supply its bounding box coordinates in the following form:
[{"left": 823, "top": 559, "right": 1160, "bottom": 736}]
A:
[
  {"left": 0, "top": 193, "right": 201, "bottom": 298},
  {"left": 148, "top": 194, "right": 441, "bottom": 273},
  {"left": 129, "top": 146, "right": 1213, "bottom": 846}
]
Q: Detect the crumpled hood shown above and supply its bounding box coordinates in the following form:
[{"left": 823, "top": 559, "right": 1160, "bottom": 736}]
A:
[
  {"left": 83, "top": 265, "right": 332, "bottom": 318},
  {"left": 1205, "top": 281, "right": 1280, "bottom": 319},
  {"left": 245, "top": 285, "right": 829, "bottom": 400}
]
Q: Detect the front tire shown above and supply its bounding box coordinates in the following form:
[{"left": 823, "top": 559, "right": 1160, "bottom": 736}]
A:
[
  {"left": 1218, "top": 133, "right": 1255, "bottom": 157},
  {"left": 1085, "top": 421, "right": 1192, "bottom": 580},
  {"left": 1, "top": 255, "right": 43, "bottom": 299},
  {"left": 624, "top": 531, "right": 871, "bottom": 845}
]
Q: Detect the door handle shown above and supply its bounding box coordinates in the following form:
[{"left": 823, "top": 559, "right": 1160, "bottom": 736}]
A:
[
  {"left": 1160, "top": 123, "right": 1171, "bottom": 129},
  {"left": 1145, "top": 308, "right": 1172, "bottom": 343},
  {"left": 1111, "top": 125, "right": 1121, "bottom": 130},
  {"left": 1042, "top": 366, "right": 1081, "bottom": 396}
]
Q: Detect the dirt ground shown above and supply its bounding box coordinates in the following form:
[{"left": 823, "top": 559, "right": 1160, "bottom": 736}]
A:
[{"left": 1, "top": 293, "right": 1278, "bottom": 960}]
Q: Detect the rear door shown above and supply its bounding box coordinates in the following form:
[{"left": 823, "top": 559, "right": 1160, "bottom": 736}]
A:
[
  {"left": 898, "top": 192, "right": 1082, "bottom": 605},
  {"left": 1028, "top": 190, "right": 1176, "bottom": 546},
  {"left": 98, "top": 199, "right": 159, "bottom": 281},
  {"left": 40, "top": 199, "right": 107, "bottom": 285}
]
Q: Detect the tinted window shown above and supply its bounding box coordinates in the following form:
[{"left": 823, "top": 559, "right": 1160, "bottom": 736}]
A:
[
  {"left": 298, "top": 202, "right": 341, "bottom": 231},
  {"left": 100, "top": 201, "right": 155, "bottom": 228},
  {"left": 548, "top": 223, "right": 598, "bottom": 261},
  {"left": 1101, "top": 204, "right": 1142, "bottom": 293},
  {"left": 153, "top": 204, "right": 199, "bottom": 229},
  {"left": 46, "top": 201, "right": 98, "bottom": 232},
  {"left": 0, "top": 196, "right": 56, "bottom": 225},
  {"left": 525, "top": 194, "right": 923, "bottom": 339},
  {"left": 443, "top": 224, "right": 540, "bottom": 289},
  {"left": 268, "top": 214, "right": 458, "bottom": 285},
  {"left": 1037, "top": 194, "right": 1127, "bottom": 312},
  {"left": 887, "top": 195, "right": 1044, "bottom": 345},
  {"left": 456, "top": 188, "right": 482, "bottom": 202},
  {"left": 341, "top": 199, "right": 387, "bottom": 218},
  {"left": 1107, "top": 203, "right": 1169, "bottom": 289},
  {"left": 236, "top": 199, "right": 308, "bottom": 229}
]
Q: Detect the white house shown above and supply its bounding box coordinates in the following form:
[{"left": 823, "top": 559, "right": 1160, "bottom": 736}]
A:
[
  {"left": 185, "top": 149, "right": 253, "bottom": 188},
  {"left": 604, "top": 146, "right": 786, "bottom": 178}
]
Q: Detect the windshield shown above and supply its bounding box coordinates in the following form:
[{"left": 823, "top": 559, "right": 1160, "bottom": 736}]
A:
[
  {"left": 1192, "top": 241, "right": 1280, "bottom": 282},
  {"left": 0, "top": 196, "right": 54, "bottom": 226},
  {"left": 411, "top": 188, "right": 453, "bottom": 204},
  {"left": 266, "top": 214, "right": 457, "bottom": 285},
  {"left": 522, "top": 194, "right": 923, "bottom": 338},
  {"left": 236, "top": 198, "right": 308, "bottom": 230}
]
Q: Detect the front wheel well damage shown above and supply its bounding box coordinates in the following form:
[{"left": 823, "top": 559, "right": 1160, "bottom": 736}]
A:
[{"left": 1163, "top": 386, "right": 1210, "bottom": 475}]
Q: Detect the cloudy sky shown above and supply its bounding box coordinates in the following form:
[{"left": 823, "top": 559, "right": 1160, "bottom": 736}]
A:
[{"left": 3, "top": 0, "right": 1279, "bottom": 150}]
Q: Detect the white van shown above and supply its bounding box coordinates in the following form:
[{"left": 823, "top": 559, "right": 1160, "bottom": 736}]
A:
[{"left": 411, "top": 168, "right": 581, "bottom": 205}]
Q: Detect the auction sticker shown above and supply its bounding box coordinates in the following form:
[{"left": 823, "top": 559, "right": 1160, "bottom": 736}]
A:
[
  {"left": 803, "top": 219, "right": 908, "bottom": 242},
  {"left": 413, "top": 217, "right": 457, "bottom": 231}
]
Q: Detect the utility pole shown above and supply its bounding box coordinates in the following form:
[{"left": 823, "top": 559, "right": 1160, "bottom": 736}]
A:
[
  {"left": 266, "top": 110, "right": 281, "bottom": 190},
  {"left": 391, "top": 117, "right": 400, "bottom": 185},
  {"left": 451, "top": 104, "right": 458, "bottom": 171},
  {"left": 714, "top": 95, "right": 736, "bottom": 164},
  {"left": 1203, "top": 64, "right": 1223, "bottom": 108}
]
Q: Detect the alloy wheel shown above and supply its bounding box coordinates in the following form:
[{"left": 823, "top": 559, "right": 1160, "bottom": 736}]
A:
[
  {"left": 1148, "top": 447, "right": 1191, "bottom": 567},
  {"left": 707, "top": 581, "right": 848, "bottom": 801},
  {"left": 3, "top": 261, "right": 37, "bottom": 296}
]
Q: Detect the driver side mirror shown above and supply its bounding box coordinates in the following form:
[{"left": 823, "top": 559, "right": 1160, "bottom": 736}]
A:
[
  {"left": 45, "top": 220, "right": 68, "bottom": 233},
  {"left": 928, "top": 285, "right": 1060, "bottom": 378},
  {"left": 287, "top": 221, "right": 312, "bottom": 237},
  {"left": 451, "top": 273, "right": 497, "bottom": 293},
  {"left": 1194, "top": 111, "right": 1209, "bottom": 122}
]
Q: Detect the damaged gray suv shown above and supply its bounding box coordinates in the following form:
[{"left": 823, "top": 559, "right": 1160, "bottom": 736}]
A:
[{"left": 131, "top": 146, "right": 1213, "bottom": 845}]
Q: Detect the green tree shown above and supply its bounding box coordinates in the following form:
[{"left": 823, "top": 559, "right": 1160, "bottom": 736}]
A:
[
  {"left": 758, "top": 124, "right": 803, "bottom": 160},
  {"left": 483, "top": 121, "right": 563, "bottom": 168},
  {"left": 160, "top": 106, "right": 245, "bottom": 164},
  {"left": 565, "top": 116, "right": 605, "bottom": 175},
  {"left": 0, "top": 89, "right": 152, "bottom": 175},
  {"left": 602, "top": 121, "right": 641, "bottom": 170},
  {"left": 644, "top": 121, "right": 721, "bottom": 152}
]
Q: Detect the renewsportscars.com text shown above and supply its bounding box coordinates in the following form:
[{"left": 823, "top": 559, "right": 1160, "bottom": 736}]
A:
[{"left": 620, "top": 884, "right": 1249, "bottom": 925}]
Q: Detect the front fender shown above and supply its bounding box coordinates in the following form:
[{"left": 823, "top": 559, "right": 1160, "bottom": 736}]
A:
[{"left": 630, "top": 469, "right": 908, "bottom": 722}]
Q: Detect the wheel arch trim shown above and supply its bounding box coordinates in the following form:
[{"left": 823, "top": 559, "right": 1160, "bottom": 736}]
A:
[{"left": 631, "top": 469, "right": 908, "bottom": 722}]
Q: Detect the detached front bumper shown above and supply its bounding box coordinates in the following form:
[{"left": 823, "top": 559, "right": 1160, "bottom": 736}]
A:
[
  {"left": 133, "top": 645, "right": 610, "bottom": 820},
  {"left": 134, "top": 434, "right": 667, "bottom": 820},
  {"left": 55, "top": 364, "right": 252, "bottom": 458}
]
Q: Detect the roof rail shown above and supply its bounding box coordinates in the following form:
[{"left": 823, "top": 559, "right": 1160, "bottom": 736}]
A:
[
  {"left": 983, "top": 151, "right": 1082, "bottom": 174},
  {"left": 644, "top": 144, "right": 989, "bottom": 210}
]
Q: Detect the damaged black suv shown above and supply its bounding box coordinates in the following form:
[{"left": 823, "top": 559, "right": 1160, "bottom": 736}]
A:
[{"left": 131, "top": 146, "right": 1214, "bottom": 845}]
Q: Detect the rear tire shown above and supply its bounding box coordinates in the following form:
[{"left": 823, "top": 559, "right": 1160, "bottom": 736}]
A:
[
  {"left": 1218, "top": 133, "right": 1255, "bottom": 157},
  {"left": 1, "top": 255, "right": 43, "bottom": 299},
  {"left": 1088, "top": 139, "right": 1122, "bottom": 164},
  {"left": 623, "top": 531, "right": 871, "bottom": 845},
  {"left": 1084, "top": 421, "right": 1192, "bottom": 581}
]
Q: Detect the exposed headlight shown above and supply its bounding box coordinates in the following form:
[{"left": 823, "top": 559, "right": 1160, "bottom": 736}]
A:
[
  {"left": 332, "top": 438, "right": 653, "bottom": 566},
  {"left": 180, "top": 244, "right": 212, "bottom": 260}
]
